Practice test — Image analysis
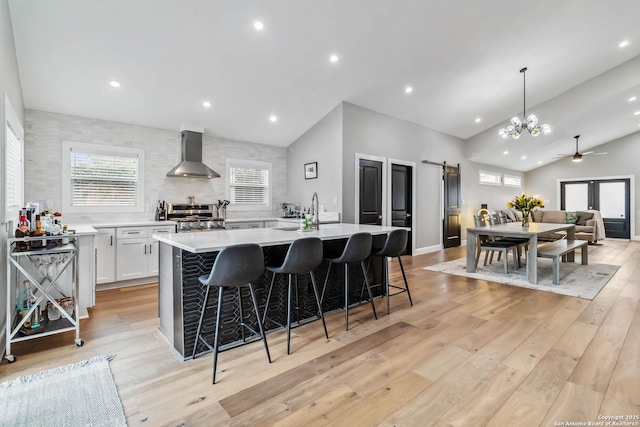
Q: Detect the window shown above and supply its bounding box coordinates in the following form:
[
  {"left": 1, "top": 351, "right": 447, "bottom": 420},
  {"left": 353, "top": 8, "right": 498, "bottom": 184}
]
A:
[
  {"left": 6, "top": 122, "right": 23, "bottom": 209},
  {"left": 479, "top": 170, "right": 502, "bottom": 186},
  {"left": 503, "top": 174, "right": 522, "bottom": 188},
  {"left": 226, "top": 159, "right": 271, "bottom": 210},
  {"left": 62, "top": 141, "right": 145, "bottom": 213}
]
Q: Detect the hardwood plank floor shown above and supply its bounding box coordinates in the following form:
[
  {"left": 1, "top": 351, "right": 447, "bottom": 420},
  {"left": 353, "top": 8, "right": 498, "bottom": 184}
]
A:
[{"left": 2, "top": 239, "right": 639, "bottom": 426}]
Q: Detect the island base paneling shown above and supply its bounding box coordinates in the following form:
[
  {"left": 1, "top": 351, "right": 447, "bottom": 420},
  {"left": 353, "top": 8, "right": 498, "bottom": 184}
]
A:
[{"left": 159, "top": 240, "right": 384, "bottom": 361}]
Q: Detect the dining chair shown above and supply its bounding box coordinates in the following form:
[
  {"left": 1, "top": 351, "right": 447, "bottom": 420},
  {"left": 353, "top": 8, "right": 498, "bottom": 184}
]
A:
[{"left": 473, "top": 215, "right": 519, "bottom": 274}]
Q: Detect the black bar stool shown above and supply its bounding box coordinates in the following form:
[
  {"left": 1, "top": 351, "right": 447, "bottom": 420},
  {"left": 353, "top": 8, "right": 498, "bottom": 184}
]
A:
[
  {"left": 262, "top": 237, "right": 328, "bottom": 355},
  {"left": 192, "top": 243, "right": 271, "bottom": 384},
  {"left": 321, "top": 232, "right": 377, "bottom": 331},
  {"left": 369, "top": 229, "right": 413, "bottom": 314}
]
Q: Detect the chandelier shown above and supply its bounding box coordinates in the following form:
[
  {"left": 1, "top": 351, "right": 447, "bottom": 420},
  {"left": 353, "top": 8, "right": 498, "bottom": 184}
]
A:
[{"left": 499, "top": 67, "right": 550, "bottom": 139}]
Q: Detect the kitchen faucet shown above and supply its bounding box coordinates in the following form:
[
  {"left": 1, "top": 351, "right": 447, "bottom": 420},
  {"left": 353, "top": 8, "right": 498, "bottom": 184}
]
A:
[{"left": 311, "top": 192, "right": 320, "bottom": 230}]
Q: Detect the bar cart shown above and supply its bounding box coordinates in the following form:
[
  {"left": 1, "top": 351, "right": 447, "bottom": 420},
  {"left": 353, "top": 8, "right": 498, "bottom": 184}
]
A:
[{"left": 5, "top": 234, "right": 83, "bottom": 363}]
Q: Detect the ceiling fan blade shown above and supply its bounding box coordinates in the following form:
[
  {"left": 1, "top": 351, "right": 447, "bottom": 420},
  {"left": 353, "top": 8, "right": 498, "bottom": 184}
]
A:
[
  {"left": 586, "top": 152, "right": 607, "bottom": 156},
  {"left": 582, "top": 151, "right": 595, "bottom": 155}
]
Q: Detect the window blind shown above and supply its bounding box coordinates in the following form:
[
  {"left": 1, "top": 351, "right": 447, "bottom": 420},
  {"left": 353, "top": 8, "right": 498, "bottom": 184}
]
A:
[
  {"left": 69, "top": 149, "right": 139, "bottom": 206},
  {"left": 6, "top": 122, "right": 23, "bottom": 208},
  {"left": 229, "top": 163, "right": 270, "bottom": 205}
]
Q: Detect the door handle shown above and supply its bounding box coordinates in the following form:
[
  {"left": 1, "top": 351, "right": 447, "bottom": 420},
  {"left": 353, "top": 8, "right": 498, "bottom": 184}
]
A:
[
  {"left": 149, "top": 244, "right": 152, "bottom": 254},
  {"left": 406, "top": 213, "right": 411, "bottom": 218},
  {"left": 378, "top": 215, "right": 383, "bottom": 219},
  {"left": 144, "top": 245, "right": 147, "bottom": 255},
  {"left": 110, "top": 235, "right": 113, "bottom": 246}
]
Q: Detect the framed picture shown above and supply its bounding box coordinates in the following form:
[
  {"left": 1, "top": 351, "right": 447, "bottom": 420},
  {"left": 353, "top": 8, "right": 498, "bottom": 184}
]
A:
[{"left": 304, "top": 162, "right": 318, "bottom": 179}]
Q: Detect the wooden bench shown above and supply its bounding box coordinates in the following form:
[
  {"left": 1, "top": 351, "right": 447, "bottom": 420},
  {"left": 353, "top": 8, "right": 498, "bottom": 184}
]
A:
[{"left": 536, "top": 239, "right": 588, "bottom": 285}]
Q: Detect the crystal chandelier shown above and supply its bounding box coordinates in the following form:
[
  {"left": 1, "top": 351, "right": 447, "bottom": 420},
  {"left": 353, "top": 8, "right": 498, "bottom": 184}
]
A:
[{"left": 499, "top": 67, "right": 550, "bottom": 139}]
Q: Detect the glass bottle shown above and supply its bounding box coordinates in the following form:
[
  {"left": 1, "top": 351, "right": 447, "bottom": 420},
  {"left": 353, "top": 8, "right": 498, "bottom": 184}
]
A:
[
  {"left": 30, "top": 215, "right": 47, "bottom": 249},
  {"left": 15, "top": 215, "right": 31, "bottom": 251},
  {"left": 27, "top": 281, "right": 41, "bottom": 328},
  {"left": 61, "top": 224, "right": 69, "bottom": 245}
]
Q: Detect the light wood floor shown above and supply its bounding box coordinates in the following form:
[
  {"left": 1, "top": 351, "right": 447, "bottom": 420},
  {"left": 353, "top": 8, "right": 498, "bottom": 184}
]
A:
[{"left": 2, "top": 239, "right": 640, "bottom": 426}]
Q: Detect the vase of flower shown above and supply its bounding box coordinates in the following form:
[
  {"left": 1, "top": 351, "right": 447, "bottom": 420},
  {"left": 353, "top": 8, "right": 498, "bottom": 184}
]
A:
[{"left": 507, "top": 194, "right": 544, "bottom": 228}]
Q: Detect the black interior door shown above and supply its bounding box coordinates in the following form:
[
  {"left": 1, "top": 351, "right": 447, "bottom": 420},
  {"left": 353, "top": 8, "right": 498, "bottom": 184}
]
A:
[
  {"left": 359, "top": 158, "right": 383, "bottom": 225},
  {"left": 443, "top": 164, "right": 461, "bottom": 248},
  {"left": 391, "top": 163, "right": 412, "bottom": 255}
]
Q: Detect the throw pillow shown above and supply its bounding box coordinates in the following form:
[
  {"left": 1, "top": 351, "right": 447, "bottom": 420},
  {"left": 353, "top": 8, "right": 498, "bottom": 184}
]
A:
[
  {"left": 565, "top": 213, "right": 578, "bottom": 224},
  {"left": 576, "top": 211, "right": 594, "bottom": 225}
]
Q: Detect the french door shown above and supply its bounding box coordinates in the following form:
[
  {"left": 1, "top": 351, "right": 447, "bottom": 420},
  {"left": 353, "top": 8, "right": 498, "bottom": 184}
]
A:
[{"left": 560, "top": 178, "right": 630, "bottom": 239}]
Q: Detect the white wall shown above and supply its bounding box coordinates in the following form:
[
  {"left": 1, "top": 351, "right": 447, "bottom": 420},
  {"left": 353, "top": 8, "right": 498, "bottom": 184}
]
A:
[
  {"left": 23, "top": 109, "right": 288, "bottom": 223},
  {"left": 287, "top": 103, "right": 342, "bottom": 214},
  {"left": 341, "top": 103, "right": 468, "bottom": 250},
  {"left": 526, "top": 131, "right": 640, "bottom": 238}
]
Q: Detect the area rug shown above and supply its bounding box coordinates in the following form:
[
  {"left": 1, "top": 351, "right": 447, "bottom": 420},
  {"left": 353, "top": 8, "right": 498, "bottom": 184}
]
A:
[
  {"left": 0, "top": 355, "right": 127, "bottom": 427},
  {"left": 424, "top": 257, "right": 619, "bottom": 300}
]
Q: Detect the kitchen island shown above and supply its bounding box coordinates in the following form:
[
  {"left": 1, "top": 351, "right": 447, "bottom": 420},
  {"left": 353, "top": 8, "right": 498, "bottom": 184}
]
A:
[{"left": 153, "top": 223, "right": 401, "bottom": 360}]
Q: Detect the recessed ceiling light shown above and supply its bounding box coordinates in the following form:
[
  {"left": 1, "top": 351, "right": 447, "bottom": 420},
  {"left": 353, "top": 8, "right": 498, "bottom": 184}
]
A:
[
  {"left": 329, "top": 54, "right": 339, "bottom": 63},
  {"left": 202, "top": 101, "right": 211, "bottom": 108},
  {"left": 619, "top": 40, "right": 630, "bottom": 48},
  {"left": 405, "top": 86, "right": 413, "bottom": 94},
  {"left": 269, "top": 115, "right": 278, "bottom": 122},
  {"left": 109, "top": 80, "right": 121, "bottom": 88},
  {"left": 253, "top": 21, "right": 264, "bottom": 31},
  {"left": 503, "top": 150, "right": 509, "bottom": 155},
  {"left": 629, "top": 96, "right": 637, "bottom": 102},
  {"left": 521, "top": 156, "right": 527, "bottom": 160},
  {"left": 537, "top": 161, "right": 542, "bottom": 164},
  {"left": 634, "top": 111, "right": 640, "bottom": 116},
  {"left": 475, "top": 118, "right": 482, "bottom": 123}
]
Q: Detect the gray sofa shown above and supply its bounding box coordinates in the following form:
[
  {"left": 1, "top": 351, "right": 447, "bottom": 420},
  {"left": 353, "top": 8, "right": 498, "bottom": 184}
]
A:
[{"left": 495, "top": 209, "right": 601, "bottom": 243}]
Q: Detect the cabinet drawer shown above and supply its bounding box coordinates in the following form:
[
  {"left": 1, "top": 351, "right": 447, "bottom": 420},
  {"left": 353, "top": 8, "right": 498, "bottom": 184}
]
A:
[
  {"left": 117, "top": 227, "right": 148, "bottom": 239},
  {"left": 150, "top": 226, "right": 174, "bottom": 235}
]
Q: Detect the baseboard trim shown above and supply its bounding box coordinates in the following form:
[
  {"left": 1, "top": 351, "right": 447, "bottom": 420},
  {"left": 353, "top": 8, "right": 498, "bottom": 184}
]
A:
[
  {"left": 96, "top": 276, "right": 158, "bottom": 291},
  {"left": 414, "top": 244, "right": 444, "bottom": 255}
]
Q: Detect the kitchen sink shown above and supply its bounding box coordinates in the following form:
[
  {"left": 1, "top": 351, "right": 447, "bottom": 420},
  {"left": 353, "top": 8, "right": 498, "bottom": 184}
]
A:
[{"left": 273, "top": 226, "right": 301, "bottom": 231}]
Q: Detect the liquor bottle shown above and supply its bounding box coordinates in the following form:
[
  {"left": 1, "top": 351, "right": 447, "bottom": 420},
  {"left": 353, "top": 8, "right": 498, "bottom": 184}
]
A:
[
  {"left": 17, "top": 280, "right": 41, "bottom": 328},
  {"left": 26, "top": 281, "right": 41, "bottom": 328},
  {"left": 61, "top": 224, "right": 70, "bottom": 245},
  {"left": 15, "top": 215, "right": 30, "bottom": 251},
  {"left": 30, "top": 215, "right": 47, "bottom": 249}
]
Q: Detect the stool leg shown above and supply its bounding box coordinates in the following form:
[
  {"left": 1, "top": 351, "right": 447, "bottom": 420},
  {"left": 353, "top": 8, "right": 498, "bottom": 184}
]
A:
[
  {"left": 320, "top": 262, "right": 332, "bottom": 305},
  {"left": 212, "top": 286, "right": 224, "bottom": 384},
  {"left": 383, "top": 256, "right": 390, "bottom": 315},
  {"left": 261, "top": 272, "right": 277, "bottom": 325},
  {"left": 287, "top": 274, "right": 293, "bottom": 355},
  {"left": 248, "top": 283, "right": 271, "bottom": 364},
  {"left": 238, "top": 287, "right": 246, "bottom": 343},
  {"left": 192, "top": 285, "right": 211, "bottom": 359},
  {"left": 344, "top": 263, "right": 350, "bottom": 330},
  {"left": 397, "top": 256, "right": 412, "bottom": 306},
  {"left": 309, "top": 270, "right": 329, "bottom": 339},
  {"left": 361, "top": 261, "right": 378, "bottom": 321}
]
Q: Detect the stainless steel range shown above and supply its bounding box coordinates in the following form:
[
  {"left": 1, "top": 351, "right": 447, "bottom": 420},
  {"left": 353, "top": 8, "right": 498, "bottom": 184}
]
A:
[{"left": 166, "top": 203, "right": 225, "bottom": 232}]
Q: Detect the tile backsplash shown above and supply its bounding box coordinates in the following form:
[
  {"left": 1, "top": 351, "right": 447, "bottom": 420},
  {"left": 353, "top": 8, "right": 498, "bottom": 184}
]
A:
[{"left": 23, "top": 109, "right": 288, "bottom": 224}]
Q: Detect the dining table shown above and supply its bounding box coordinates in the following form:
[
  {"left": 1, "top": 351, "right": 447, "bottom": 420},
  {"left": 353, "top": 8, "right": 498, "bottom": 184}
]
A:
[{"left": 466, "top": 221, "right": 576, "bottom": 285}]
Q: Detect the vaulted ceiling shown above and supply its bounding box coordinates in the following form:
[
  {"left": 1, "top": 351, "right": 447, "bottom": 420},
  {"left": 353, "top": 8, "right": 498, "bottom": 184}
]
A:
[{"left": 8, "top": 0, "right": 640, "bottom": 171}]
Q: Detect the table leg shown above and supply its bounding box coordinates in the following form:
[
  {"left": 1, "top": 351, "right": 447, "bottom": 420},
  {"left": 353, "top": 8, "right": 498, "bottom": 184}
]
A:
[
  {"left": 467, "top": 231, "right": 477, "bottom": 273},
  {"left": 566, "top": 226, "right": 576, "bottom": 262},
  {"left": 527, "top": 235, "right": 538, "bottom": 284}
]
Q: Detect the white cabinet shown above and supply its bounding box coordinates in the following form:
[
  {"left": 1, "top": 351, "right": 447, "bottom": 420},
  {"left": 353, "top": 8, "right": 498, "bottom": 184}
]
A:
[
  {"left": 225, "top": 221, "right": 264, "bottom": 230},
  {"left": 114, "top": 225, "right": 174, "bottom": 282},
  {"left": 95, "top": 228, "right": 116, "bottom": 284}
]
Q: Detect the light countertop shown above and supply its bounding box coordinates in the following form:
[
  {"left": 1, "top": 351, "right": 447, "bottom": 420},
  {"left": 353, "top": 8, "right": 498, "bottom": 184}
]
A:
[
  {"left": 91, "top": 221, "right": 176, "bottom": 228},
  {"left": 152, "top": 223, "right": 400, "bottom": 253}
]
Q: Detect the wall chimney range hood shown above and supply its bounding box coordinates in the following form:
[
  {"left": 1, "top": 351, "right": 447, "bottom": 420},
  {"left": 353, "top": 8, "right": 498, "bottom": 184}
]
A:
[{"left": 167, "top": 130, "right": 220, "bottom": 178}]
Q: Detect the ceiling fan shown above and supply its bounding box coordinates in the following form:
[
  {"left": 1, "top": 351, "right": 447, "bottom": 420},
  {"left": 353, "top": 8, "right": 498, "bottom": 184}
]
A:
[{"left": 556, "top": 135, "right": 607, "bottom": 162}]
